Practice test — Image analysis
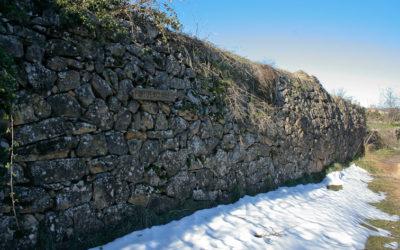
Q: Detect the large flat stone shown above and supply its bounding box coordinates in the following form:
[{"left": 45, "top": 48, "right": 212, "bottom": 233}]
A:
[
  {"left": 28, "top": 158, "right": 87, "bottom": 184},
  {"left": 15, "top": 117, "right": 67, "bottom": 146},
  {"left": 16, "top": 136, "right": 78, "bottom": 162},
  {"left": 76, "top": 133, "right": 108, "bottom": 158}
]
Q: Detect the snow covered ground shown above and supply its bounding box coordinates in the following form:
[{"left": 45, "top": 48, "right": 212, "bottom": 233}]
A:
[{"left": 92, "top": 165, "right": 399, "bottom": 250}]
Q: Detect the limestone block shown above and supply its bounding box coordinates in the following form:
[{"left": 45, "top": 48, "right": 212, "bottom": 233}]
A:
[{"left": 29, "top": 158, "right": 87, "bottom": 184}]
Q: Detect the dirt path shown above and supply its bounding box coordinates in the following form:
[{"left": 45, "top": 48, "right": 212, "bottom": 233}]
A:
[
  {"left": 372, "top": 152, "right": 400, "bottom": 202},
  {"left": 377, "top": 154, "right": 400, "bottom": 178}
]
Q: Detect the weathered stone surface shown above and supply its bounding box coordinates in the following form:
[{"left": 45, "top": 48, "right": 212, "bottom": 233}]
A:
[
  {"left": 170, "top": 117, "right": 189, "bottom": 134},
  {"left": 166, "top": 171, "right": 192, "bottom": 199},
  {"left": 84, "top": 99, "right": 113, "bottom": 130},
  {"left": 69, "top": 122, "right": 96, "bottom": 135},
  {"left": 127, "top": 100, "right": 140, "bottom": 114},
  {"left": 106, "top": 43, "right": 125, "bottom": 56},
  {"left": 188, "top": 120, "right": 201, "bottom": 139},
  {"left": 77, "top": 133, "right": 108, "bottom": 157},
  {"left": 178, "top": 110, "right": 198, "bottom": 121},
  {"left": 140, "top": 140, "right": 160, "bottom": 166},
  {"left": 116, "top": 79, "right": 133, "bottom": 105},
  {"left": 143, "top": 60, "right": 155, "bottom": 75},
  {"left": 188, "top": 136, "right": 207, "bottom": 156},
  {"left": 188, "top": 157, "right": 204, "bottom": 171},
  {"left": 44, "top": 210, "right": 73, "bottom": 242},
  {"left": 0, "top": 163, "right": 28, "bottom": 185},
  {"left": 155, "top": 113, "right": 168, "bottom": 130},
  {"left": 108, "top": 96, "right": 122, "bottom": 112},
  {"left": 147, "top": 130, "right": 174, "bottom": 139},
  {"left": 141, "top": 101, "right": 158, "bottom": 114},
  {"left": 25, "top": 44, "right": 44, "bottom": 62},
  {"left": 145, "top": 168, "right": 167, "bottom": 187},
  {"left": 55, "top": 182, "right": 92, "bottom": 210},
  {"left": 13, "top": 26, "right": 46, "bottom": 43},
  {"left": 48, "top": 93, "right": 82, "bottom": 118},
  {"left": 0, "top": 35, "right": 23, "bottom": 58},
  {"left": 105, "top": 131, "right": 128, "bottom": 155},
  {"left": 0, "top": 216, "right": 17, "bottom": 248},
  {"left": 102, "top": 68, "right": 115, "bottom": 83},
  {"left": 91, "top": 73, "right": 113, "bottom": 99},
  {"left": 93, "top": 174, "right": 129, "bottom": 208},
  {"left": 20, "top": 214, "right": 40, "bottom": 246},
  {"left": 15, "top": 117, "right": 67, "bottom": 145},
  {"left": 192, "top": 189, "right": 208, "bottom": 201},
  {"left": 148, "top": 194, "right": 179, "bottom": 214},
  {"left": 67, "top": 58, "right": 84, "bottom": 70},
  {"left": 141, "top": 112, "right": 154, "bottom": 130},
  {"left": 124, "top": 62, "right": 143, "bottom": 81},
  {"left": 128, "top": 184, "right": 153, "bottom": 206},
  {"left": 125, "top": 129, "right": 147, "bottom": 140},
  {"left": 221, "top": 134, "right": 236, "bottom": 150},
  {"left": 89, "top": 155, "right": 119, "bottom": 174},
  {"left": 57, "top": 70, "right": 81, "bottom": 91},
  {"left": 156, "top": 150, "right": 188, "bottom": 176},
  {"left": 70, "top": 204, "right": 104, "bottom": 234},
  {"left": 16, "top": 136, "right": 78, "bottom": 162},
  {"left": 114, "top": 110, "right": 132, "bottom": 131},
  {"left": 166, "top": 55, "right": 181, "bottom": 76},
  {"left": 25, "top": 62, "right": 57, "bottom": 90},
  {"left": 47, "top": 39, "right": 79, "bottom": 57},
  {"left": 103, "top": 203, "right": 137, "bottom": 227},
  {"left": 131, "top": 88, "right": 176, "bottom": 102},
  {"left": 15, "top": 187, "right": 53, "bottom": 213},
  {"left": 170, "top": 77, "right": 186, "bottom": 89},
  {"left": 127, "top": 139, "right": 143, "bottom": 158},
  {"left": 28, "top": 158, "right": 86, "bottom": 184},
  {"left": 75, "top": 83, "right": 96, "bottom": 107},
  {"left": 152, "top": 71, "right": 169, "bottom": 88},
  {"left": 241, "top": 133, "right": 257, "bottom": 150},
  {"left": 209, "top": 149, "right": 229, "bottom": 177},
  {"left": 47, "top": 56, "right": 68, "bottom": 71},
  {"left": 114, "top": 155, "right": 144, "bottom": 183},
  {"left": 32, "top": 94, "right": 51, "bottom": 119},
  {"left": 13, "top": 103, "right": 38, "bottom": 126},
  {"left": 185, "top": 68, "right": 196, "bottom": 79}
]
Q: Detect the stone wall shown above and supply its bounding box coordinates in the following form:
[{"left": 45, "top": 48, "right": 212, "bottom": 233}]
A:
[{"left": 0, "top": 1, "right": 366, "bottom": 249}]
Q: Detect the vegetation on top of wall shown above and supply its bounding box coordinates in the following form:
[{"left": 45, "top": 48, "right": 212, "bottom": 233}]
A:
[
  {"left": 55, "top": 0, "right": 181, "bottom": 38},
  {"left": 0, "top": 0, "right": 29, "bottom": 22}
]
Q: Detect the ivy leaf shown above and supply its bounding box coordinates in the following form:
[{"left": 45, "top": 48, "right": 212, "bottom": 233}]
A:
[
  {"left": 5, "top": 127, "right": 10, "bottom": 134},
  {"left": 5, "top": 162, "right": 10, "bottom": 169}
]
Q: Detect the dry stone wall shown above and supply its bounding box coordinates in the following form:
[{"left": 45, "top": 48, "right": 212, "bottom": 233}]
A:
[{"left": 0, "top": 2, "right": 366, "bottom": 249}]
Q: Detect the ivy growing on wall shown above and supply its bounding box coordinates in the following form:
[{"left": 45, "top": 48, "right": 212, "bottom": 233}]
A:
[{"left": 0, "top": 47, "right": 20, "bottom": 230}]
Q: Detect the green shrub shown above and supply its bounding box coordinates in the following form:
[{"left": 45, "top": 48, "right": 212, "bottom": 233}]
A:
[{"left": 55, "top": 0, "right": 181, "bottom": 36}]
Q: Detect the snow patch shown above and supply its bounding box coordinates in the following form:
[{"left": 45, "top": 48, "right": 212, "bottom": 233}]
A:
[
  {"left": 92, "top": 164, "right": 399, "bottom": 250},
  {"left": 384, "top": 241, "right": 399, "bottom": 249}
]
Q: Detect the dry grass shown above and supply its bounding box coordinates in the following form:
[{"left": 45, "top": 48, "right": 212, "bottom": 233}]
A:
[
  {"left": 171, "top": 32, "right": 281, "bottom": 131},
  {"left": 353, "top": 143, "right": 400, "bottom": 249},
  {"left": 326, "top": 185, "right": 343, "bottom": 191}
]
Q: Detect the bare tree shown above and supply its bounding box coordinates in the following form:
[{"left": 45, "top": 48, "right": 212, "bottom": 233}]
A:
[
  {"left": 331, "top": 88, "right": 347, "bottom": 99},
  {"left": 380, "top": 88, "right": 400, "bottom": 124},
  {"left": 380, "top": 88, "right": 399, "bottom": 108},
  {"left": 330, "top": 88, "right": 358, "bottom": 104}
]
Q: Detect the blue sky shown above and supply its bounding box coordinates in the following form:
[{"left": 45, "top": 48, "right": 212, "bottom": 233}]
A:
[{"left": 170, "top": 0, "right": 400, "bottom": 107}]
